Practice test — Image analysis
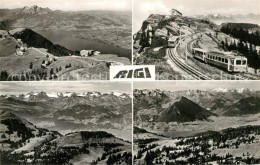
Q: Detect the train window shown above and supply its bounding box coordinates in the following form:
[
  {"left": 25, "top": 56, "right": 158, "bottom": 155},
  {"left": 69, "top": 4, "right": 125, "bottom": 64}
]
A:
[
  {"left": 242, "top": 60, "right": 246, "bottom": 65},
  {"left": 231, "top": 60, "right": 234, "bottom": 65},
  {"left": 222, "top": 58, "right": 224, "bottom": 62},
  {"left": 218, "top": 57, "right": 221, "bottom": 61},
  {"left": 236, "top": 60, "right": 241, "bottom": 65},
  {"left": 225, "top": 59, "right": 228, "bottom": 63}
]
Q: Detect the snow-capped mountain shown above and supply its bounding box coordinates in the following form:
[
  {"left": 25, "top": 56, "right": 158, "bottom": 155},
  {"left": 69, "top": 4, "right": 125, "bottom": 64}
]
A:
[
  {"left": 211, "top": 87, "right": 252, "bottom": 93},
  {"left": 7, "top": 91, "right": 130, "bottom": 100}
]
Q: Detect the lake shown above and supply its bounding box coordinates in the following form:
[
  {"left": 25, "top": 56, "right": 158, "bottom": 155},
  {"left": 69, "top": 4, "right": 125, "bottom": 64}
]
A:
[{"left": 36, "top": 30, "right": 132, "bottom": 60}]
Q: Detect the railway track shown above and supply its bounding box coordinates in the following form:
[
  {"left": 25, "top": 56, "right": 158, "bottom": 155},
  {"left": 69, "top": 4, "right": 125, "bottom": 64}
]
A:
[
  {"left": 233, "top": 74, "right": 248, "bottom": 80},
  {"left": 167, "top": 47, "right": 211, "bottom": 80},
  {"left": 234, "top": 74, "right": 259, "bottom": 80}
]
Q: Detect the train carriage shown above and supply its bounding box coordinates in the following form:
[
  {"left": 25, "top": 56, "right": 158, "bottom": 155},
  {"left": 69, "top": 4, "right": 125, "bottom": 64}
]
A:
[
  {"left": 193, "top": 48, "right": 208, "bottom": 62},
  {"left": 192, "top": 48, "right": 247, "bottom": 72}
]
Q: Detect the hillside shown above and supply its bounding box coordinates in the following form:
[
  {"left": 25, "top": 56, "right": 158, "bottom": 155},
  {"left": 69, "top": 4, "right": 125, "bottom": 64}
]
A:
[
  {"left": 35, "top": 131, "right": 132, "bottom": 164},
  {"left": 0, "top": 6, "right": 132, "bottom": 49},
  {"left": 224, "top": 96, "right": 260, "bottom": 116},
  {"left": 157, "top": 97, "right": 216, "bottom": 123},
  {"left": 0, "top": 109, "right": 60, "bottom": 155},
  {"left": 10, "top": 28, "right": 73, "bottom": 56},
  {"left": 197, "top": 13, "right": 260, "bottom": 26},
  {"left": 134, "top": 125, "right": 260, "bottom": 164},
  {"left": 220, "top": 23, "right": 260, "bottom": 31}
]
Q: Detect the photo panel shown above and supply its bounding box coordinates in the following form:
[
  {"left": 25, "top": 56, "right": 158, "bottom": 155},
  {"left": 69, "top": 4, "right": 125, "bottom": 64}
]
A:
[
  {"left": 133, "top": 81, "right": 260, "bottom": 164},
  {"left": 0, "top": 81, "right": 132, "bottom": 164},
  {"left": 133, "top": 0, "right": 260, "bottom": 80},
  {"left": 0, "top": 0, "right": 132, "bottom": 81}
]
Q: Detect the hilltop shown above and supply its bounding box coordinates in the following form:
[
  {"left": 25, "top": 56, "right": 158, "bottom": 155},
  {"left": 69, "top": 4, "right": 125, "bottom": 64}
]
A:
[{"left": 0, "top": 109, "right": 60, "bottom": 153}]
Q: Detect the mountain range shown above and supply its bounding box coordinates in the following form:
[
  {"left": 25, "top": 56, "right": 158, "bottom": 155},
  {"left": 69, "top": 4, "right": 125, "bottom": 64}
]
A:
[
  {"left": 0, "top": 91, "right": 132, "bottom": 134},
  {"left": 134, "top": 88, "right": 260, "bottom": 123}
]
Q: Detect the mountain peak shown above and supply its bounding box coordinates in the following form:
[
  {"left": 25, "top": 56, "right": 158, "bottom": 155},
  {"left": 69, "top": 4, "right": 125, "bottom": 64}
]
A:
[
  {"left": 157, "top": 96, "right": 216, "bottom": 123},
  {"left": 28, "top": 91, "right": 50, "bottom": 102},
  {"left": 19, "top": 5, "right": 51, "bottom": 15}
]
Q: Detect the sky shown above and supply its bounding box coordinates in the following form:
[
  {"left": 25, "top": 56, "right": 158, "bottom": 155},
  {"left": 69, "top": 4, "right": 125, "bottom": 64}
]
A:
[
  {"left": 0, "top": 81, "right": 131, "bottom": 95},
  {"left": 0, "top": 0, "right": 132, "bottom": 11},
  {"left": 134, "top": 81, "right": 260, "bottom": 92},
  {"left": 133, "top": 0, "right": 260, "bottom": 32}
]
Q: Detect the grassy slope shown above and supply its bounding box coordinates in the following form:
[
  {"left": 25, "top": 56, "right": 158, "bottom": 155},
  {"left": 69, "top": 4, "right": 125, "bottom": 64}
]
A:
[{"left": 0, "top": 37, "right": 17, "bottom": 57}]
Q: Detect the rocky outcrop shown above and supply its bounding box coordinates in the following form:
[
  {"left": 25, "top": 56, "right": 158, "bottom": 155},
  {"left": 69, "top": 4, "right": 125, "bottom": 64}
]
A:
[{"left": 18, "top": 5, "right": 51, "bottom": 15}]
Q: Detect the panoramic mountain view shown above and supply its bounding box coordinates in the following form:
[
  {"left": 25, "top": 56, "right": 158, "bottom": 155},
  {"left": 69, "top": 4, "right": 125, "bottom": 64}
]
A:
[
  {"left": 133, "top": 81, "right": 260, "bottom": 164},
  {"left": 0, "top": 82, "right": 132, "bottom": 164},
  {"left": 133, "top": 0, "right": 260, "bottom": 80},
  {"left": 0, "top": 0, "right": 132, "bottom": 80}
]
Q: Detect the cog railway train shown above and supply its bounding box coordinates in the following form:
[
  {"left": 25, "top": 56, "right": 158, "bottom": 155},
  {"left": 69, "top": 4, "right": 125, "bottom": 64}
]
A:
[{"left": 192, "top": 48, "right": 247, "bottom": 72}]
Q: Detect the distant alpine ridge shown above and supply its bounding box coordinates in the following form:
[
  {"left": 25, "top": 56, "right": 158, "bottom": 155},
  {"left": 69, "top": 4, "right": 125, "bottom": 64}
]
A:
[
  {"left": 134, "top": 88, "right": 260, "bottom": 123},
  {"left": 1, "top": 91, "right": 131, "bottom": 99}
]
